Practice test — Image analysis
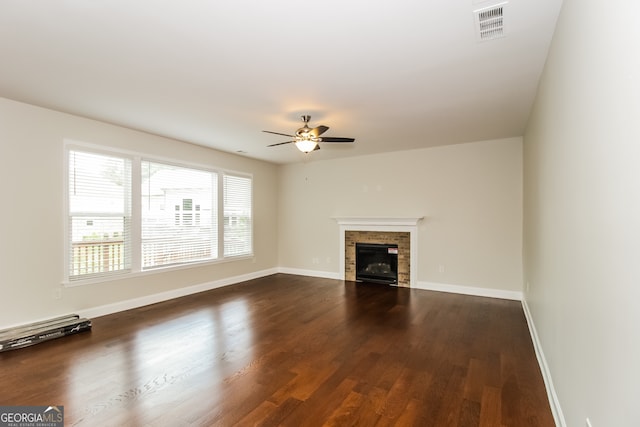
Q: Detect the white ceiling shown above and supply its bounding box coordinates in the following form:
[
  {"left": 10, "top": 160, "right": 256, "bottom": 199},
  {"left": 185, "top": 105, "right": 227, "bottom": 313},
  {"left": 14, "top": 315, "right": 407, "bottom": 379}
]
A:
[{"left": 0, "top": 0, "right": 563, "bottom": 164}]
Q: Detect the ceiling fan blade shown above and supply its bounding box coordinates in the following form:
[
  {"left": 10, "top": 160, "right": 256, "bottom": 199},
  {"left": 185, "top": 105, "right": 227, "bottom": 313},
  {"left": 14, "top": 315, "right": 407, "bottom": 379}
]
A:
[
  {"left": 263, "top": 130, "right": 296, "bottom": 138},
  {"left": 267, "top": 141, "right": 295, "bottom": 147},
  {"left": 309, "top": 125, "right": 329, "bottom": 137},
  {"left": 318, "top": 137, "right": 355, "bottom": 143},
  {"left": 313, "top": 144, "right": 321, "bottom": 151}
]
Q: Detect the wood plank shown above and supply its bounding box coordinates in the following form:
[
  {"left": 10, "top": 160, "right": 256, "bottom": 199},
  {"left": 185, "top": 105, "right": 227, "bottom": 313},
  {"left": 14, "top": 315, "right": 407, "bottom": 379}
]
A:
[{"left": 479, "top": 386, "right": 503, "bottom": 427}]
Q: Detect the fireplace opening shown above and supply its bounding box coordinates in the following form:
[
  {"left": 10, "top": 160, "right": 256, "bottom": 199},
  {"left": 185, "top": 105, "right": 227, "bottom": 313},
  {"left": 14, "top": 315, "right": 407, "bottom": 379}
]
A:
[{"left": 355, "top": 242, "right": 398, "bottom": 285}]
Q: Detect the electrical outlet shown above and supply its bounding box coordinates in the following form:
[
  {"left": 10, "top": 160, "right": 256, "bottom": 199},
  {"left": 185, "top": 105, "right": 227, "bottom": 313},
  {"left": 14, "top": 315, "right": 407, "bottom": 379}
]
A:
[
  {"left": 586, "top": 418, "right": 593, "bottom": 427},
  {"left": 438, "top": 264, "right": 445, "bottom": 273},
  {"left": 53, "top": 288, "right": 62, "bottom": 300}
]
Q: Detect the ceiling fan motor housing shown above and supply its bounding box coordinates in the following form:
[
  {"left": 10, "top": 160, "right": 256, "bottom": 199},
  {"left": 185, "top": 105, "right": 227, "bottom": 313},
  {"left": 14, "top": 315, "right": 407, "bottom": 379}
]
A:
[{"left": 296, "top": 115, "right": 313, "bottom": 138}]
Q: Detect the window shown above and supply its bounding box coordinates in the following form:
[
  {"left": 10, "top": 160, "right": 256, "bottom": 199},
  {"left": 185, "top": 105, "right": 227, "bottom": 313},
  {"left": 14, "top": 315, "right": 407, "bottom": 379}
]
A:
[
  {"left": 67, "top": 150, "right": 132, "bottom": 280},
  {"left": 224, "top": 174, "right": 252, "bottom": 256},
  {"left": 66, "top": 146, "right": 252, "bottom": 283},
  {"left": 141, "top": 161, "right": 217, "bottom": 269}
]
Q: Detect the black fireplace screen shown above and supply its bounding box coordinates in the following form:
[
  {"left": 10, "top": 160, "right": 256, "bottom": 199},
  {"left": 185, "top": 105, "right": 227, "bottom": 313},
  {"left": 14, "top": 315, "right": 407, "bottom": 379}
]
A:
[{"left": 355, "top": 242, "right": 398, "bottom": 284}]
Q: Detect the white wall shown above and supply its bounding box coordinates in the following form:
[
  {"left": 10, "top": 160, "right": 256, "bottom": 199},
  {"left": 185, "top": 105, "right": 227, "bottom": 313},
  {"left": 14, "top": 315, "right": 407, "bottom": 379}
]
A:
[
  {"left": 523, "top": 0, "right": 640, "bottom": 425},
  {"left": 278, "top": 138, "right": 523, "bottom": 294},
  {"left": 0, "top": 97, "right": 279, "bottom": 329}
]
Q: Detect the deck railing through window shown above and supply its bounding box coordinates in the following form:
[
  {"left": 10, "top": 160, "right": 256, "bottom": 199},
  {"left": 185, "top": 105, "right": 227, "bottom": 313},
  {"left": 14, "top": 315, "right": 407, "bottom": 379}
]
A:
[
  {"left": 142, "top": 237, "right": 212, "bottom": 268},
  {"left": 71, "top": 239, "right": 125, "bottom": 276}
]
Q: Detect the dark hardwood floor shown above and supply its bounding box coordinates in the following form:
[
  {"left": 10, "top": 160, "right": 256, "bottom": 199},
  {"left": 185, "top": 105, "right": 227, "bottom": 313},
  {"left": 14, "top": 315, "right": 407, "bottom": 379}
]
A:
[{"left": 0, "top": 274, "right": 554, "bottom": 426}]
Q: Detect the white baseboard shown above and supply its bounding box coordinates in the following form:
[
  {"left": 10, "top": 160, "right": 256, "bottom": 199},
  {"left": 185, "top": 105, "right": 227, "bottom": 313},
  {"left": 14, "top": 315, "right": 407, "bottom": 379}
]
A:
[
  {"left": 521, "top": 298, "right": 566, "bottom": 427},
  {"left": 76, "top": 268, "right": 279, "bottom": 320},
  {"left": 275, "top": 271, "right": 523, "bottom": 301},
  {"left": 277, "top": 267, "right": 341, "bottom": 280},
  {"left": 415, "top": 280, "right": 523, "bottom": 301}
]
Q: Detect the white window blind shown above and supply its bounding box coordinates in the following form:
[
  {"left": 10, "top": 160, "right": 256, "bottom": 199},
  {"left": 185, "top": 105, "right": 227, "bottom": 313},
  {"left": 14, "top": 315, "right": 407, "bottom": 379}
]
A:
[
  {"left": 141, "top": 161, "right": 217, "bottom": 269},
  {"left": 68, "top": 150, "right": 131, "bottom": 280},
  {"left": 223, "top": 174, "right": 252, "bottom": 256},
  {"left": 66, "top": 144, "right": 252, "bottom": 284}
]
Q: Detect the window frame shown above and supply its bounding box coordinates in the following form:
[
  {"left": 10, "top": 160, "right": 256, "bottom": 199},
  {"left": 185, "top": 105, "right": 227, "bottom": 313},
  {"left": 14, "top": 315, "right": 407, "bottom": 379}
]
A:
[
  {"left": 140, "top": 158, "right": 219, "bottom": 270},
  {"left": 65, "top": 148, "right": 134, "bottom": 281},
  {"left": 63, "top": 141, "right": 254, "bottom": 286}
]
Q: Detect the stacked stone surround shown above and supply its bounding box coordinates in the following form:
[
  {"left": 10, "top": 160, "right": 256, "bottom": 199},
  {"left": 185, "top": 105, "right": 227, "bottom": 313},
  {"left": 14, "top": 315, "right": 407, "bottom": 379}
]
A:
[{"left": 345, "top": 231, "right": 410, "bottom": 287}]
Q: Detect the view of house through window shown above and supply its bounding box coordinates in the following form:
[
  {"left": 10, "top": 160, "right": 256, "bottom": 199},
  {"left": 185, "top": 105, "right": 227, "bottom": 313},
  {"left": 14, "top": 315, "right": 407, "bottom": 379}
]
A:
[
  {"left": 141, "top": 161, "right": 217, "bottom": 269},
  {"left": 66, "top": 147, "right": 252, "bottom": 282}
]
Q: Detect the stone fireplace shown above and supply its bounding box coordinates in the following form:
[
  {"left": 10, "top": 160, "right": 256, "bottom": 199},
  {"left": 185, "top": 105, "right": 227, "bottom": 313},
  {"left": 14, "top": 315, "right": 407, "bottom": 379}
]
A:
[
  {"left": 347, "top": 231, "right": 409, "bottom": 285},
  {"left": 334, "top": 217, "right": 423, "bottom": 287}
]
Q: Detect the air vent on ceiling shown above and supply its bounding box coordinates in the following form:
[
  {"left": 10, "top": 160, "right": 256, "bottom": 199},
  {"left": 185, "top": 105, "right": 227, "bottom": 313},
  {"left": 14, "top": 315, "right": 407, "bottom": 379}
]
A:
[{"left": 474, "top": 2, "right": 507, "bottom": 41}]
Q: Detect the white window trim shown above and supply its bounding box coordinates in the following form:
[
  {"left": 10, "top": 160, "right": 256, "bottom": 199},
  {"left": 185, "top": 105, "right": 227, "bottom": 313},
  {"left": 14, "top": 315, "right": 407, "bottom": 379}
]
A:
[{"left": 63, "top": 140, "right": 254, "bottom": 287}]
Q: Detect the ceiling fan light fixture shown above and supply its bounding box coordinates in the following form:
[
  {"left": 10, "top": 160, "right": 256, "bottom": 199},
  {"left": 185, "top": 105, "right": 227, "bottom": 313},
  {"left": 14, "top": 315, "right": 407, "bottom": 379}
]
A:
[
  {"left": 295, "top": 139, "right": 318, "bottom": 153},
  {"left": 264, "top": 115, "right": 354, "bottom": 153}
]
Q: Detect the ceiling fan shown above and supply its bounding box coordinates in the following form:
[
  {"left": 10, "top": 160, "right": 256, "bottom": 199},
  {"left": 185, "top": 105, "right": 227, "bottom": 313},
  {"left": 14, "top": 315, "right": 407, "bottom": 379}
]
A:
[{"left": 263, "top": 115, "right": 355, "bottom": 153}]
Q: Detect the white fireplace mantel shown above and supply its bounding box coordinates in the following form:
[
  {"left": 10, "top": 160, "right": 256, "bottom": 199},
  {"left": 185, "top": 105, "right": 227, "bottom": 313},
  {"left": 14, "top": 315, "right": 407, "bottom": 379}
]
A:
[
  {"left": 333, "top": 217, "right": 423, "bottom": 227},
  {"left": 334, "top": 217, "right": 423, "bottom": 286}
]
